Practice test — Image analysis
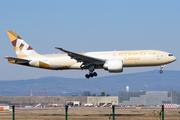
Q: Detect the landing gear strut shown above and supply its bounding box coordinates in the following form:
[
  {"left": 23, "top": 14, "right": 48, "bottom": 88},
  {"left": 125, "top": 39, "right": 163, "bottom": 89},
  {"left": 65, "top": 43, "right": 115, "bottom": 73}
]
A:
[
  {"left": 159, "top": 65, "right": 165, "bottom": 74},
  {"left": 85, "top": 65, "right": 98, "bottom": 79}
]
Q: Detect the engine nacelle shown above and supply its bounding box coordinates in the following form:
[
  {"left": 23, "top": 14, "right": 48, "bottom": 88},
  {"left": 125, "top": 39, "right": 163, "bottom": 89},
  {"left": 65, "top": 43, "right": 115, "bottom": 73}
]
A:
[{"left": 103, "top": 60, "right": 123, "bottom": 73}]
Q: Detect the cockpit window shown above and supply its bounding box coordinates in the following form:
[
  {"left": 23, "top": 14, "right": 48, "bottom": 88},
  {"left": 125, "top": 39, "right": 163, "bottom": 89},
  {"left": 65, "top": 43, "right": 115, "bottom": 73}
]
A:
[{"left": 168, "top": 54, "right": 173, "bottom": 56}]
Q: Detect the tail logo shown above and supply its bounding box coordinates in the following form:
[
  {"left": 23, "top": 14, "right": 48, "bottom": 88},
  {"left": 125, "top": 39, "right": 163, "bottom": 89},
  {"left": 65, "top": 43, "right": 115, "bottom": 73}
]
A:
[{"left": 7, "top": 30, "right": 39, "bottom": 59}]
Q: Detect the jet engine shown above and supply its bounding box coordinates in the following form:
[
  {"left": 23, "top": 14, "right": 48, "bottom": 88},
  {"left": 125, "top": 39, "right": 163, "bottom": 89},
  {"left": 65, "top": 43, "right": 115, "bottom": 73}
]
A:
[{"left": 103, "top": 60, "right": 123, "bottom": 73}]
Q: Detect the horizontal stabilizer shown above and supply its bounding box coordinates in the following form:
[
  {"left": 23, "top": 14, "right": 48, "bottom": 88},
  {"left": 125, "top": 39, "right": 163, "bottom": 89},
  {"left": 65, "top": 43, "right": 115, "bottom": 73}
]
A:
[
  {"left": 4, "top": 57, "right": 30, "bottom": 62},
  {"left": 4, "top": 57, "right": 30, "bottom": 64}
]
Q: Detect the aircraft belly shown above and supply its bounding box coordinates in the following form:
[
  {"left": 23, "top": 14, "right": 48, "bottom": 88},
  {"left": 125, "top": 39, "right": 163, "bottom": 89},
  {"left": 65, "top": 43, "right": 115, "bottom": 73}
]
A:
[
  {"left": 69, "top": 63, "right": 82, "bottom": 69},
  {"left": 30, "top": 55, "right": 77, "bottom": 70}
]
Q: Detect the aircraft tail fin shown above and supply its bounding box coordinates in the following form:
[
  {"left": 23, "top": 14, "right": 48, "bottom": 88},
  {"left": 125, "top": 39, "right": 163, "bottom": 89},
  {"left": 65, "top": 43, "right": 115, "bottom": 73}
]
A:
[{"left": 7, "top": 30, "right": 39, "bottom": 59}]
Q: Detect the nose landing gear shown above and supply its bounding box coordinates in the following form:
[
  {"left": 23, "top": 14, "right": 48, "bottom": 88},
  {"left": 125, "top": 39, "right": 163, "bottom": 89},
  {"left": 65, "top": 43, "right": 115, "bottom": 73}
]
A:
[{"left": 159, "top": 65, "right": 165, "bottom": 74}]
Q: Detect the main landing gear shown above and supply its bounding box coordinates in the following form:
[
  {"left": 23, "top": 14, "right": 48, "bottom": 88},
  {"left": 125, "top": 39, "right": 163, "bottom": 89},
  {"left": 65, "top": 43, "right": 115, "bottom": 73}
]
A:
[
  {"left": 159, "top": 65, "right": 165, "bottom": 74},
  {"left": 85, "top": 65, "right": 98, "bottom": 79},
  {"left": 85, "top": 72, "right": 97, "bottom": 79}
]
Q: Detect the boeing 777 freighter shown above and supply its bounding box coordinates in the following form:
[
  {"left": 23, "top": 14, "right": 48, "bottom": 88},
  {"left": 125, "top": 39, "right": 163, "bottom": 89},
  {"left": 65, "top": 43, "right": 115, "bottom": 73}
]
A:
[{"left": 5, "top": 30, "right": 176, "bottom": 78}]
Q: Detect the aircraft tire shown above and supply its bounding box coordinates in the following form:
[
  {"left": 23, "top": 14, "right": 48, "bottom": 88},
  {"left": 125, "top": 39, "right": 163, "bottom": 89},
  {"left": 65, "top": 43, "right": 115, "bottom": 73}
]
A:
[
  {"left": 159, "top": 70, "right": 163, "bottom": 74},
  {"left": 85, "top": 74, "right": 90, "bottom": 79},
  {"left": 93, "top": 72, "right": 97, "bottom": 77},
  {"left": 89, "top": 73, "right": 93, "bottom": 77}
]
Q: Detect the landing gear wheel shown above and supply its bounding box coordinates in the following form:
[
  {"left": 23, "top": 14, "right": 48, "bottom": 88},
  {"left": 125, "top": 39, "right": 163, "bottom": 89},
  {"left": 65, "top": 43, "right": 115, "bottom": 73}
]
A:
[
  {"left": 89, "top": 73, "right": 93, "bottom": 77},
  {"left": 85, "top": 74, "right": 90, "bottom": 79},
  {"left": 159, "top": 70, "right": 163, "bottom": 74},
  {"left": 85, "top": 72, "right": 98, "bottom": 79},
  {"left": 159, "top": 65, "right": 165, "bottom": 74},
  {"left": 93, "top": 72, "right": 97, "bottom": 77}
]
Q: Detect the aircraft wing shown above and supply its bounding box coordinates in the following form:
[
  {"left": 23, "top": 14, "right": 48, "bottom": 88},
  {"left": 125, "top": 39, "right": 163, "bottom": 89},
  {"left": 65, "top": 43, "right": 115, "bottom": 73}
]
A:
[{"left": 55, "top": 47, "right": 105, "bottom": 64}]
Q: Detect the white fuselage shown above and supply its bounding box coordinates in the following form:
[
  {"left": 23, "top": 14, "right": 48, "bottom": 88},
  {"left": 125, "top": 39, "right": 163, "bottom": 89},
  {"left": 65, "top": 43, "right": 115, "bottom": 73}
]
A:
[{"left": 29, "top": 50, "right": 176, "bottom": 70}]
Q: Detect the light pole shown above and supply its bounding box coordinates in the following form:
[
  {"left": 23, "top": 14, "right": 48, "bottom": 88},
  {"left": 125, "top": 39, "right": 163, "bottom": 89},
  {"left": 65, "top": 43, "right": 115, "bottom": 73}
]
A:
[
  {"left": 111, "top": 89, "right": 113, "bottom": 105},
  {"left": 171, "top": 88, "right": 173, "bottom": 104},
  {"left": 44, "top": 89, "right": 46, "bottom": 105}
]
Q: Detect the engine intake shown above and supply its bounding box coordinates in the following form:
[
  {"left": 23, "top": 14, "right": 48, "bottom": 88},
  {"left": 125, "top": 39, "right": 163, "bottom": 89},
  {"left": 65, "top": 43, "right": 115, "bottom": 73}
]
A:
[{"left": 103, "top": 60, "right": 123, "bottom": 73}]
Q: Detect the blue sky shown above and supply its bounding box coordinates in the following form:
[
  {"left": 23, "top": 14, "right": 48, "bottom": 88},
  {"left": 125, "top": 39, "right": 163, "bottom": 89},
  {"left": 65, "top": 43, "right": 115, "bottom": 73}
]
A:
[{"left": 0, "top": 0, "right": 179, "bottom": 80}]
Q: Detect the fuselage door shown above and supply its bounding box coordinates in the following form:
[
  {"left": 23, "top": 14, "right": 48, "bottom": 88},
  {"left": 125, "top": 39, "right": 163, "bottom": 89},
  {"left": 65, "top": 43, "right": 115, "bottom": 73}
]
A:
[{"left": 157, "top": 53, "right": 161, "bottom": 60}]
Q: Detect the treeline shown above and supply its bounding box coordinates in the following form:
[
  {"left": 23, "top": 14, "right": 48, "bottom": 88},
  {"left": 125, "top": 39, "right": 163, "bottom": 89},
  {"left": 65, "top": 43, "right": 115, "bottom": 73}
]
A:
[{"left": 81, "top": 91, "right": 110, "bottom": 96}]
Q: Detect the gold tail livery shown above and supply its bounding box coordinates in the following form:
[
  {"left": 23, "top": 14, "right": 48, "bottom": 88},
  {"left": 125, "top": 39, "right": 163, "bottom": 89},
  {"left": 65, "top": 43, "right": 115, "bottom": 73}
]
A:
[{"left": 5, "top": 30, "right": 176, "bottom": 79}]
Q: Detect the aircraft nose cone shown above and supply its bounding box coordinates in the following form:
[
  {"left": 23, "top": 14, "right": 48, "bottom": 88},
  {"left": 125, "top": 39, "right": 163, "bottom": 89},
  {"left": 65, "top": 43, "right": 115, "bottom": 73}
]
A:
[{"left": 168, "top": 55, "right": 176, "bottom": 63}]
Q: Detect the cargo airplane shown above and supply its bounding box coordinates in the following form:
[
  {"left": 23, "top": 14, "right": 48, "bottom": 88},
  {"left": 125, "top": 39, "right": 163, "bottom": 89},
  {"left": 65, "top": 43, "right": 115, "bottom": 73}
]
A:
[{"left": 5, "top": 30, "right": 176, "bottom": 78}]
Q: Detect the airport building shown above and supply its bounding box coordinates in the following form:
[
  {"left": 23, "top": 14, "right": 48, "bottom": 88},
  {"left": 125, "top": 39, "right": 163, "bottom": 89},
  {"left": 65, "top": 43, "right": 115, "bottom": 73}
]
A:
[
  {"left": 118, "top": 91, "right": 180, "bottom": 106},
  {"left": 87, "top": 96, "right": 118, "bottom": 105},
  {"left": 0, "top": 96, "right": 118, "bottom": 106},
  {"left": 0, "top": 96, "right": 87, "bottom": 106},
  {"left": 0, "top": 90, "right": 179, "bottom": 106}
]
